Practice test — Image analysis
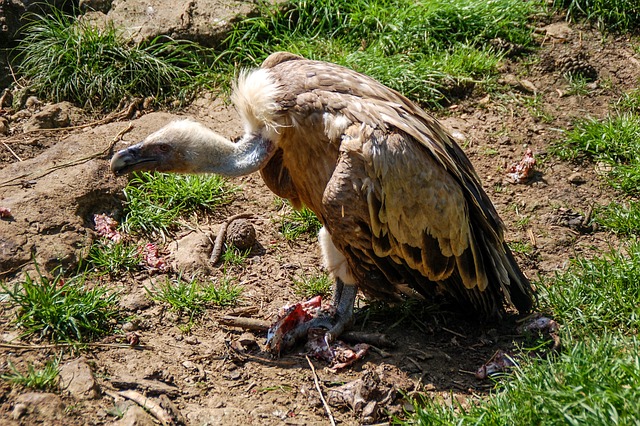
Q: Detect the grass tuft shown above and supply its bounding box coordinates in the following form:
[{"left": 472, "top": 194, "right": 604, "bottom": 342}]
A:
[
  {"left": 554, "top": 0, "right": 640, "bottom": 33},
  {"left": 87, "top": 240, "right": 142, "bottom": 275},
  {"left": 121, "top": 172, "right": 237, "bottom": 236},
  {"left": 293, "top": 272, "right": 332, "bottom": 298},
  {"left": 217, "top": 0, "right": 542, "bottom": 105},
  {"left": 14, "top": 9, "right": 216, "bottom": 110},
  {"left": 539, "top": 241, "right": 640, "bottom": 336},
  {"left": 221, "top": 246, "right": 251, "bottom": 266},
  {"left": 1, "top": 359, "right": 60, "bottom": 391},
  {"left": 552, "top": 113, "right": 640, "bottom": 195},
  {"left": 406, "top": 333, "right": 640, "bottom": 425},
  {"left": 279, "top": 205, "right": 322, "bottom": 241},
  {"left": 1, "top": 266, "right": 120, "bottom": 342},
  {"left": 147, "top": 275, "right": 242, "bottom": 319},
  {"left": 595, "top": 201, "right": 640, "bottom": 236}
]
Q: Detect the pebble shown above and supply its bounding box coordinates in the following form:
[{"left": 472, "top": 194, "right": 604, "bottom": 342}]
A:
[{"left": 568, "top": 172, "right": 586, "bottom": 184}]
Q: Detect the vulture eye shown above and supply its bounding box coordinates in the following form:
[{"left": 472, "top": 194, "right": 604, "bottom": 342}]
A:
[{"left": 158, "top": 143, "right": 172, "bottom": 153}]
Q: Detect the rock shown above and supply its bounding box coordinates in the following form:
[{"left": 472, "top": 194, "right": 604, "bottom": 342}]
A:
[
  {"left": 59, "top": 358, "right": 101, "bottom": 400},
  {"left": 538, "top": 22, "right": 573, "bottom": 42},
  {"left": 0, "top": 117, "right": 8, "bottom": 135},
  {"left": 83, "top": 0, "right": 271, "bottom": 47},
  {"left": 114, "top": 405, "right": 156, "bottom": 426},
  {"left": 80, "top": 0, "right": 113, "bottom": 13},
  {"left": 226, "top": 219, "right": 256, "bottom": 250},
  {"left": 0, "top": 112, "right": 179, "bottom": 275},
  {"left": 120, "top": 291, "right": 154, "bottom": 312},
  {"left": 14, "top": 392, "right": 65, "bottom": 420},
  {"left": 499, "top": 74, "right": 537, "bottom": 94},
  {"left": 168, "top": 230, "right": 214, "bottom": 275},
  {"left": 11, "top": 403, "right": 28, "bottom": 420},
  {"left": 22, "top": 102, "right": 84, "bottom": 132},
  {"left": 568, "top": 172, "right": 586, "bottom": 185},
  {"left": 25, "top": 96, "right": 42, "bottom": 110}
]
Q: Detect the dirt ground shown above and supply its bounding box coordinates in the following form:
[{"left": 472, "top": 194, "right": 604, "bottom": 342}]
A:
[{"left": 1, "top": 18, "right": 639, "bottom": 425}]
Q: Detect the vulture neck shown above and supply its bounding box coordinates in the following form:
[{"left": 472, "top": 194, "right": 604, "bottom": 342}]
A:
[{"left": 190, "top": 130, "right": 274, "bottom": 177}]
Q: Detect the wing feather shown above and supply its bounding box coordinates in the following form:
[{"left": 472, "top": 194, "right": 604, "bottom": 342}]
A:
[{"left": 262, "top": 53, "right": 533, "bottom": 314}]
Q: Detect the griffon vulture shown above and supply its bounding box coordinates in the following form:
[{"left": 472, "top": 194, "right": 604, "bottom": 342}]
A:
[{"left": 111, "top": 52, "right": 534, "bottom": 346}]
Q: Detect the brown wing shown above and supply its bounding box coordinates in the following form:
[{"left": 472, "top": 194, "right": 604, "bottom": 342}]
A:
[{"left": 262, "top": 53, "right": 534, "bottom": 314}]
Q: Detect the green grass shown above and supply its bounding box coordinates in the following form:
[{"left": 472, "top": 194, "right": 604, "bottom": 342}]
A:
[
  {"left": 14, "top": 9, "right": 216, "bottom": 110},
  {"left": 293, "top": 272, "right": 332, "bottom": 298},
  {"left": 539, "top": 240, "right": 640, "bottom": 335},
  {"left": 279, "top": 205, "right": 323, "bottom": 240},
  {"left": 121, "top": 172, "right": 237, "bottom": 236},
  {"left": 615, "top": 88, "right": 640, "bottom": 113},
  {"left": 406, "top": 332, "right": 640, "bottom": 425},
  {"left": 87, "top": 240, "right": 142, "bottom": 275},
  {"left": 217, "top": 0, "right": 542, "bottom": 105},
  {"left": 0, "top": 266, "right": 120, "bottom": 342},
  {"left": 147, "top": 275, "right": 242, "bottom": 319},
  {"left": 221, "top": 246, "right": 251, "bottom": 266},
  {"left": 554, "top": 0, "right": 640, "bottom": 33},
  {"left": 405, "top": 240, "right": 640, "bottom": 424},
  {"left": 595, "top": 201, "right": 640, "bottom": 236},
  {"left": 552, "top": 113, "right": 640, "bottom": 195},
  {"left": 507, "top": 241, "right": 534, "bottom": 255},
  {"left": 1, "top": 359, "right": 60, "bottom": 391},
  {"left": 564, "top": 73, "right": 592, "bottom": 96}
]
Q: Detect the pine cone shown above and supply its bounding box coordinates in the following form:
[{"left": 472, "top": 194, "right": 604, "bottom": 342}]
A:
[{"left": 556, "top": 53, "right": 598, "bottom": 81}]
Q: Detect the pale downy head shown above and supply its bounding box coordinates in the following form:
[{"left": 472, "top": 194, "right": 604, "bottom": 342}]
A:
[{"left": 110, "top": 119, "right": 256, "bottom": 177}]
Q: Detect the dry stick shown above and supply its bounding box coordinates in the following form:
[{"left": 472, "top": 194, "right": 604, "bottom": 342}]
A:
[
  {"left": 114, "top": 389, "right": 174, "bottom": 426},
  {"left": 0, "top": 342, "right": 148, "bottom": 351},
  {"left": 4, "top": 99, "right": 142, "bottom": 140},
  {"left": 209, "top": 212, "right": 254, "bottom": 264},
  {"left": 220, "top": 315, "right": 395, "bottom": 347},
  {"left": 306, "top": 355, "right": 336, "bottom": 426},
  {"left": 0, "top": 122, "right": 133, "bottom": 188},
  {"left": 1, "top": 141, "right": 22, "bottom": 161}
]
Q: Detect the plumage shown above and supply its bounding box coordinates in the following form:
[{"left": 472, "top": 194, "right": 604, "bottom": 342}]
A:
[{"left": 111, "top": 52, "right": 534, "bottom": 341}]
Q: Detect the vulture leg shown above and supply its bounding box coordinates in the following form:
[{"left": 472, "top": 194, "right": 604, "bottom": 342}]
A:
[{"left": 266, "top": 228, "right": 358, "bottom": 353}]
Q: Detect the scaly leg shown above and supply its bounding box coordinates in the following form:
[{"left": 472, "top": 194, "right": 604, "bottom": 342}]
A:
[{"left": 266, "top": 228, "right": 359, "bottom": 353}]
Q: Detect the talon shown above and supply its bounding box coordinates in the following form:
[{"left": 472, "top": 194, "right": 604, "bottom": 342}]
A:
[{"left": 266, "top": 282, "right": 358, "bottom": 355}]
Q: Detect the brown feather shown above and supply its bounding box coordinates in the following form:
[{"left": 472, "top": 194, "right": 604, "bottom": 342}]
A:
[{"left": 254, "top": 52, "right": 534, "bottom": 315}]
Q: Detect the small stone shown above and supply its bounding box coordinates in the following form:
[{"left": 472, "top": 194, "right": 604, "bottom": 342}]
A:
[
  {"left": 59, "top": 358, "right": 100, "bottom": 400},
  {"left": 0, "top": 117, "right": 8, "bottom": 135},
  {"left": 122, "top": 321, "right": 138, "bottom": 332},
  {"left": 11, "top": 403, "right": 28, "bottom": 420},
  {"left": 14, "top": 393, "right": 65, "bottom": 419},
  {"left": 116, "top": 405, "right": 155, "bottom": 426},
  {"left": 226, "top": 219, "right": 256, "bottom": 250},
  {"left": 185, "top": 335, "right": 199, "bottom": 345},
  {"left": 568, "top": 172, "right": 586, "bottom": 185},
  {"left": 25, "top": 96, "right": 42, "bottom": 110},
  {"left": 120, "top": 291, "right": 153, "bottom": 312}
]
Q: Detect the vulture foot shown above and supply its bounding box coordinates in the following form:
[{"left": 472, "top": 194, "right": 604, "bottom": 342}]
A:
[{"left": 266, "top": 280, "right": 357, "bottom": 355}]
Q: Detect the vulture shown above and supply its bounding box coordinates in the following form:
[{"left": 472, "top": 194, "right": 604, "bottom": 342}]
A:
[{"left": 111, "top": 52, "right": 534, "bottom": 345}]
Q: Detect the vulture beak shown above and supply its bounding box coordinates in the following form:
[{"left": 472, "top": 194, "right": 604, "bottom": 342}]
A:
[{"left": 110, "top": 143, "right": 158, "bottom": 176}]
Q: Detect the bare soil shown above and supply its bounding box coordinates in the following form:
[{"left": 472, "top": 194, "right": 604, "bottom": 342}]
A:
[{"left": 1, "top": 18, "right": 639, "bottom": 426}]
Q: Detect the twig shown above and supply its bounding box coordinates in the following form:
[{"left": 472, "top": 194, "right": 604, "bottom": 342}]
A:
[
  {"left": 0, "top": 122, "right": 133, "bottom": 188},
  {"left": 0, "top": 342, "right": 148, "bottom": 351},
  {"left": 219, "top": 315, "right": 269, "bottom": 331},
  {"left": 1, "top": 141, "right": 22, "bottom": 161},
  {"left": 6, "top": 100, "right": 141, "bottom": 138},
  {"left": 441, "top": 326, "right": 467, "bottom": 339},
  {"left": 115, "top": 389, "right": 174, "bottom": 426},
  {"left": 209, "top": 213, "right": 254, "bottom": 264},
  {"left": 306, "top": 355, "right": 336, "bottom": 426},
  {"left": 220, "top": 315, "right": 395, "bottom": 347}
]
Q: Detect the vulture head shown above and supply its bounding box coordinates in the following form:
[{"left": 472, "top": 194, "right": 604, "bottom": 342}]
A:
[{"left": 111, "top": 119, "right": 276, "bottom": 177}]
